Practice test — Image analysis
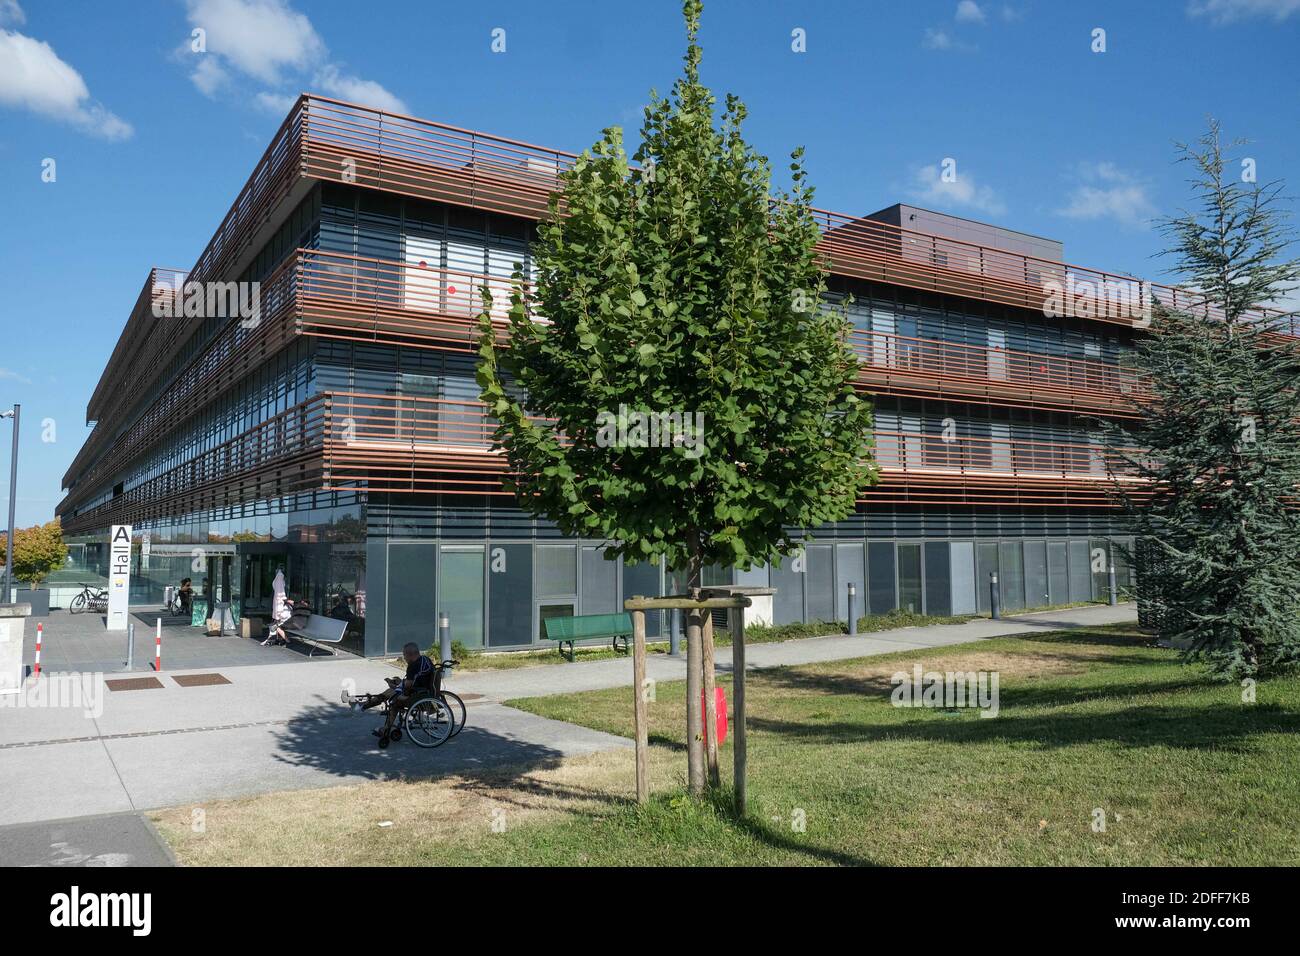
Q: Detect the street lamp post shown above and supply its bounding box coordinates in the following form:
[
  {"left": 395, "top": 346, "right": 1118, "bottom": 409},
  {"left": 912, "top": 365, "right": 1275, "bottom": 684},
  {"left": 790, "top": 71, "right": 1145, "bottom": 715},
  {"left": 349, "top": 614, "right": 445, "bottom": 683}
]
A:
[{"left": 1, "top": 405, "right": 18, "bottom": 604}]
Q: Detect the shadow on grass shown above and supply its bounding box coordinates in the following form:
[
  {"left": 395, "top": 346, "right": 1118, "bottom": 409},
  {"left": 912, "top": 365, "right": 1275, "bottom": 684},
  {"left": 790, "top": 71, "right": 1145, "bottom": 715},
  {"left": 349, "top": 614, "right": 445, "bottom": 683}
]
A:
[
  {"left": 730, "top": 809, "right": 878, "bottom": 866},
  {"left": 1010, "top": 628, "right": 1154, "bottom": 649},
  {"left": 746, "top": 701, "right": 1299, "bottom": 752},
  {"left": 749, "top": 652, "right": 1176, "bottom": 703}
]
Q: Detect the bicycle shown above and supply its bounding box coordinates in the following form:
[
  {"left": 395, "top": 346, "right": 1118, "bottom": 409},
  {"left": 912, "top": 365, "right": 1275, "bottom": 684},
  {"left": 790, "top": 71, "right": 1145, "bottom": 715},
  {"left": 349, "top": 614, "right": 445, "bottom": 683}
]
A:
[
  {"left": 433, "top": 659, "right": 466, "bottom": 738},
  {"left": 69, "top": 583, "right": 109, "bottom": 614}
]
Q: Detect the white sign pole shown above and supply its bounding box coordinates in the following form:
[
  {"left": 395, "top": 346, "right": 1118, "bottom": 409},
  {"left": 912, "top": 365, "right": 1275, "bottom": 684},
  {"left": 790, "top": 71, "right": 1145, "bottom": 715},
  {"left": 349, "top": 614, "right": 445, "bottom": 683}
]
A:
[{"left": 107, "top": 524, "right": 132, "bottom": 631}]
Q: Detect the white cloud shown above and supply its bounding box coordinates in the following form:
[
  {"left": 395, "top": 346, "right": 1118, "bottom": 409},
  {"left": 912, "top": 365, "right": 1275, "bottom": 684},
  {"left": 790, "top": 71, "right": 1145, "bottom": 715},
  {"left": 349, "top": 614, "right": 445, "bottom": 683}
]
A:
[
  {"left": 1187, "top": 0, "right": 1300, "bottom": 23},
  {"left": 314, "top": 65, "right": 408, "bottom": 114},
  {"left": 955, "top": 1, "right": 986, "bottom": 23},
  {"left": 0, "top": 368, "right": 32, "bottom": 385},
  {"left": 909, "top": 162, "right": 1007, "bottom": 216},
  {"left": 190, "top": 56, "right": 228, "bottom": 96},
  {"left": 923, "top": 28, "right": 961, "bottom": 50},
  {"left": 186, "top": 0, "right": 323, "bottom": 85},
  {"left": 1055, "top": 162, "right": 1157, "bottom": 229},
  {"left": 0, "top": 0, "right": 25, "bottom": 26},
  {"left": 183, "top": 0, "right": 406, "bottom": 114},
  {"left": 0, "top": 29, "right": 132, "bottom": 139},
  {"left": 253, "top": 90, "right": 296, "bottom": 115}
]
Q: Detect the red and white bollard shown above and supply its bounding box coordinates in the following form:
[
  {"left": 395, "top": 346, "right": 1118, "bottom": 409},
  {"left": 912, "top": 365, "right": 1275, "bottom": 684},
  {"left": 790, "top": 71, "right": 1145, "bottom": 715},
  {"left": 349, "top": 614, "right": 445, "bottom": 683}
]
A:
[
  {"left": 153, "top": 618, "right": 162, "bottom": 672},
  {"left": 33, "top": 622, "right": 43, "bottom": 678}
]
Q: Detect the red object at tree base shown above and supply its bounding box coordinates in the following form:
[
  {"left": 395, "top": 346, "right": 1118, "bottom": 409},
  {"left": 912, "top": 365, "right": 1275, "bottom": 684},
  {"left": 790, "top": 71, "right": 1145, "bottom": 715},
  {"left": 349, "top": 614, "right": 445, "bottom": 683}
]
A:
[{"left": 703, "top": 686, "right": 727, "bottom": 745}]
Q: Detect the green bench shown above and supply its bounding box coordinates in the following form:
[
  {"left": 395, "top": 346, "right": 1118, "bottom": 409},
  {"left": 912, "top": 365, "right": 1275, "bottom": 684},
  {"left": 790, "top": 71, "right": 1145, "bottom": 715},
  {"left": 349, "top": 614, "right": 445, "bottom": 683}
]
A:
[{"left": 543, "top": 612, "right": 635, "bottom": 660}]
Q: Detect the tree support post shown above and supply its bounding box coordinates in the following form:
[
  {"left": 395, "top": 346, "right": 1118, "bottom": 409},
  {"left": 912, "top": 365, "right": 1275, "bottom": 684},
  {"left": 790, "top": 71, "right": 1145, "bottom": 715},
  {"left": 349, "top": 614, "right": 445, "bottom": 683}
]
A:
[
  {"left": 701, "top": 612, "right": 720, "bottom": 789},
  {"left": 732, "top": 603, "right": 747, "bottom": 815},
  {"left": 631, "top": 603, "right": 649, "bottom": 804},
  {"left": 685, "top": 606, "right": 705, "bottom": 795}
]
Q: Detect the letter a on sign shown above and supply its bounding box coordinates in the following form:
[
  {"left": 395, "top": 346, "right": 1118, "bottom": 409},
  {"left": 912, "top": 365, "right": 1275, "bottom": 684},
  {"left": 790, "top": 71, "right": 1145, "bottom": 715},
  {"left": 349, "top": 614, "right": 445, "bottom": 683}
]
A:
[{"left": 107, "top": 524, "right": 133, "bottom": 631}]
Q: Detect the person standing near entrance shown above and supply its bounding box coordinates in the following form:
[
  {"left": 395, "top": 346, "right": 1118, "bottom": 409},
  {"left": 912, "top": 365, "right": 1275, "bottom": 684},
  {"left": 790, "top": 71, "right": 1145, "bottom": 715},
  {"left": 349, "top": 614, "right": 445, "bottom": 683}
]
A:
[{"left": 264, "top": 568, "right": 292, "bottom": 646}]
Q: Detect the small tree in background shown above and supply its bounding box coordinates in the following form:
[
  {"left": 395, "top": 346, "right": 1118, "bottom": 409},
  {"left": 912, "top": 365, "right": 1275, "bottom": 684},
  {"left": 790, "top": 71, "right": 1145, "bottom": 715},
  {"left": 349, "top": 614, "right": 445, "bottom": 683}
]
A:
[
  {"left": 0, "top": 519, "right": 69, "bottom": 589},
  {"left": 1111, "top": 120, "right": 1300, "bottom": 679},
  {"left": 476, "top": 0, "right": 875, "bottom": 592}
]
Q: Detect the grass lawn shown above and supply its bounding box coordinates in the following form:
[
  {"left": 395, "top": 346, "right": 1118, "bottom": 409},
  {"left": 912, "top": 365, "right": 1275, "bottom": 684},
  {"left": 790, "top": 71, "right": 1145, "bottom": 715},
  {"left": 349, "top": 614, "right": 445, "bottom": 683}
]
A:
[{"left": 152, "top": 624, "right": 1300, "bottom": 866}]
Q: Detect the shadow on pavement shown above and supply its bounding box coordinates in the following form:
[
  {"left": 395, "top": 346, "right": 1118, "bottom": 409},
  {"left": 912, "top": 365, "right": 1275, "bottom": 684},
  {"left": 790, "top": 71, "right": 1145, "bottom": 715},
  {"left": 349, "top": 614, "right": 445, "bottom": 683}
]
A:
[{"left": 269, "top": 701, "right": 574, "bottom": 784}]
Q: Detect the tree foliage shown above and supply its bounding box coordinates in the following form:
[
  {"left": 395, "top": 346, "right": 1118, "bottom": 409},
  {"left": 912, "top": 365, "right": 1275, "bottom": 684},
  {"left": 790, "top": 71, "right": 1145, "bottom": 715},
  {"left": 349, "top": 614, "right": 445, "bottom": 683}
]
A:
[
  {"left": 476, "top": 0, "right": 875, "bottom": 585},
  {"left": 1111, "top": 120, "right": 1300, "bottom": 679},
  {"left": 0, "top": 519, "right": 69, "bottom": 589}
]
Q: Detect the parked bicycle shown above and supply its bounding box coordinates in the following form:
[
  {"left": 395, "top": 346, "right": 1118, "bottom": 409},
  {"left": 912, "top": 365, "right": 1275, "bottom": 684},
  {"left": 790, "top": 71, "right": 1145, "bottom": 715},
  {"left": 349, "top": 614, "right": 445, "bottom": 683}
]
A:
[{"left": 69, "top": 583, "right": 109, "bottom": 614}]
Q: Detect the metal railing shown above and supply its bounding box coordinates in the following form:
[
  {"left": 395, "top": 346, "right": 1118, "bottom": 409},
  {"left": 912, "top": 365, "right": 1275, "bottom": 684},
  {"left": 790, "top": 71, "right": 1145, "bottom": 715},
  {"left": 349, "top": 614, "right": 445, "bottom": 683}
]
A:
[{"left": 853, "top": 329, "right": 1149, "bottom": 405}]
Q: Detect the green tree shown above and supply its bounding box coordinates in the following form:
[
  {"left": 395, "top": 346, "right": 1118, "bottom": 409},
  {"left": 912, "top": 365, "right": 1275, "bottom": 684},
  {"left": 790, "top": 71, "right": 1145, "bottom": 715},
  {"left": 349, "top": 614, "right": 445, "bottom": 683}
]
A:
[
  {"left": 476, "top": 0, "right": 875, "bottom": 592},
  {"left": 1112, "top": 120, "right": 1300, "bottom": 679},
  {"left": 0, "top": 519, "right": 70, "bottom": 589}
]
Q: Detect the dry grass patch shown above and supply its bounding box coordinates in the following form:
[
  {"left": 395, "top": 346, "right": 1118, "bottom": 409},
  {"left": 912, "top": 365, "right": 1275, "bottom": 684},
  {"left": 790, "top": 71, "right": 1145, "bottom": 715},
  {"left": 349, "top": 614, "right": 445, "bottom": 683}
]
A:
[{"left": 151, "top": 747, "right": 681, "bottom": 867}]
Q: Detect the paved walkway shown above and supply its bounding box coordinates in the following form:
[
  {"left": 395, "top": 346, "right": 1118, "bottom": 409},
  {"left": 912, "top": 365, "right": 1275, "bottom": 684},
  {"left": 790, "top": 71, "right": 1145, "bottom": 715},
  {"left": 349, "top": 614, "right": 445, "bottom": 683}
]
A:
[
  {"left": 0, "top": 602, "right": 1135, "bottom": 864},
  {"left": 21, "top": 607, "right": 342, "bottom": 674}
]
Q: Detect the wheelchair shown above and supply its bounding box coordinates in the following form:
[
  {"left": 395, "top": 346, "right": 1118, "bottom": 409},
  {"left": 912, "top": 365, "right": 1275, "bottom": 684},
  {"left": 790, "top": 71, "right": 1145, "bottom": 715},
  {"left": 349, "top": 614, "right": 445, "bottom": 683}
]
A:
[{"left": 343, "top": 677, "right": 456, "bottom": 749}]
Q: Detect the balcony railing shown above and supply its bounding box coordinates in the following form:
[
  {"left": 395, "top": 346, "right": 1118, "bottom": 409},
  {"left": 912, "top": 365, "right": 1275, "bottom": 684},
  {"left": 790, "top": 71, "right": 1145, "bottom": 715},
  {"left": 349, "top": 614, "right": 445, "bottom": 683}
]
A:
[
  {"left": 63, "top": 386, "right": 1148, "bottom": 531},
  {"left": 294, "top": 95, "right": 1294, "bottom": 334},
  {"left": 61, "top": 255, "right": 304, "bottom": 509},
  {"left": 853, "top": 330, "right": 1149, "bottom": 411},
  {"left": 315, "top": 390, "right": 1142, "bottom": 499},
  {"left": 872, "top": 430, "right": 1140, "bottom": 481},
  {"left": 296, "top": 248, "right": 527, "bottom": 347},
  {"left": 61, "top": 397, "right": 328, "bottom": 534},
  {"left": 302, "top": 96, "right": 574, "bottom": 221}
]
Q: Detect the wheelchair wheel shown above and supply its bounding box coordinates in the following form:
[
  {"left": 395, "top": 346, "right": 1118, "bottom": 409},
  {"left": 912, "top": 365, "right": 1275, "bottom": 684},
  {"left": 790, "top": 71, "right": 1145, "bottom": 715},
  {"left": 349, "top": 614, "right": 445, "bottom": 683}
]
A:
[
  {"left": 389, "top": 727, "right": 402, "bottom": 742},
  {"left": 404, "top": 697, "right": 455, "bottom": 748},
  {"left": 377, "top": 731, "right": 391, "bottom": 750},
  {"left": 439, "top": 691, "right": 467, "bottom": 738}
]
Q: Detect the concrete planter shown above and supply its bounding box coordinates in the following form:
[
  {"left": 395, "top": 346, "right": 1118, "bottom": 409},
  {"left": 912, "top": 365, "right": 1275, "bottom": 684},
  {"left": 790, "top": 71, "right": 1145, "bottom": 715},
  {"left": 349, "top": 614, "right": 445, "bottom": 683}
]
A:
[
  {"left": 0, "top": 603, "right": 31, "bottom": 695},
  {"left": 15, "top": 587, "right": 50, "bottom": 617}
]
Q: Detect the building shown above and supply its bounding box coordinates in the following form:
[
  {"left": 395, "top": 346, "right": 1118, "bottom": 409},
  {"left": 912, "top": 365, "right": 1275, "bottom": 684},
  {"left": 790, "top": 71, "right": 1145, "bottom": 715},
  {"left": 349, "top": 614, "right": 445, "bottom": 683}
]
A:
[{"left": 59, "top": 94, "right": 1205, "bottom": 655}]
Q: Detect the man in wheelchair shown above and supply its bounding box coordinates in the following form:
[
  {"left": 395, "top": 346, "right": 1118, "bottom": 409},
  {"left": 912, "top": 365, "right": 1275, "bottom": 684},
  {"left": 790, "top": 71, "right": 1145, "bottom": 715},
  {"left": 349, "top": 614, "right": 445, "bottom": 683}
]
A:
[{"left": 343, "top": 642, "right": 435, "bottom": 739}]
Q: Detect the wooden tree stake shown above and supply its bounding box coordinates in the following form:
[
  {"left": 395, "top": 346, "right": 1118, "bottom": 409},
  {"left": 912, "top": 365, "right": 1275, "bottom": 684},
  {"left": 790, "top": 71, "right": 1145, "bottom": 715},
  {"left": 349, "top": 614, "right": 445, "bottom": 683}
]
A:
[{"left": 631, "top": 604, "right": 649, "bottom": 804}]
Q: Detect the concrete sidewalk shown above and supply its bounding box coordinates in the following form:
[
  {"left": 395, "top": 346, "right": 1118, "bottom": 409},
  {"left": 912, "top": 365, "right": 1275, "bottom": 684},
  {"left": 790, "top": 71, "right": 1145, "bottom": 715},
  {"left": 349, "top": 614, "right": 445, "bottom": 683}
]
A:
[
  {"left": 0, "top": 654, "right": 630, "bottom": 832},
  {"left": 452, "top": 602, "right": 1139, "bottom": 701}
]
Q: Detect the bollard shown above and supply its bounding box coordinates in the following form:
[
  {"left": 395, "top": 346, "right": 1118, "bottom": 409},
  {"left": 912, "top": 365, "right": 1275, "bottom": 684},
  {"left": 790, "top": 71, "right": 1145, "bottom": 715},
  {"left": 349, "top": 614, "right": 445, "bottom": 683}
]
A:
[
  {"left": 990, "top": 571, "right": 1001, "bottom": 620},
  {"left": 153, "top": 618, "right": 162, "bottom": 672},
  {"left": 438, "top": 611, "right": 451, "bottom": 663},
  {"left": 1108, "top": 558, "right": 1118, "bottom": 607},
  {"left": 669, "top": 608, "right": 681, "bottom": 657},
  {"left": 847, "top": 583, "right": 858, "bottom": 636},
  {"left": 33, "top": 622, "right": 42, "bottom": 678},
  {"left": 126, "top": 621, "right": 134, "bottom": 670}
]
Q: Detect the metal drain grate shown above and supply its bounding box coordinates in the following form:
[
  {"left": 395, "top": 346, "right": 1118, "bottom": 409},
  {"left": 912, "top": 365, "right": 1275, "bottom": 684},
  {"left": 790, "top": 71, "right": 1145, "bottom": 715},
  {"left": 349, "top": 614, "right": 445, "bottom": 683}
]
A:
[
  {"left": 105, "top": 677, "right": 165, "bottom": 692},
  {"left": 171, "top": 673, "right": 231, "bottom": 687}
]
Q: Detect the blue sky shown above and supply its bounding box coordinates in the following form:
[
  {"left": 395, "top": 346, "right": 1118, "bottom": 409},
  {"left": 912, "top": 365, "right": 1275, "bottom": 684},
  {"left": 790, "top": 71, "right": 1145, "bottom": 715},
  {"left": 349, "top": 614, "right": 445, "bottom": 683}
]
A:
[{"left": 1, "top": 0, "right": 1298, "bottom": 525}]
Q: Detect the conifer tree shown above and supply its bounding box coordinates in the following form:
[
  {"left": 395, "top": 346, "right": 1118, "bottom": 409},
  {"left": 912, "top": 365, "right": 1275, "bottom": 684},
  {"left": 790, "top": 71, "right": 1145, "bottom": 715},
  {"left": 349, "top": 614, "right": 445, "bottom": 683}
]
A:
[{"left": 1114, "top": 121, "right": 1300, "bottom": 679}]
